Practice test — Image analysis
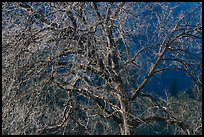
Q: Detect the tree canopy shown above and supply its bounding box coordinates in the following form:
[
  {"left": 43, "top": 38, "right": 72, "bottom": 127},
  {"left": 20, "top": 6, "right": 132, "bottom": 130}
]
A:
[{"left": 2, "top": 2, "right": 202, "bottom": 135}]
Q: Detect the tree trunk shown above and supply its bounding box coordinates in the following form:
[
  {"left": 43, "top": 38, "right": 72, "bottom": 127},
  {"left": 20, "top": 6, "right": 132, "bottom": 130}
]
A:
[{"left": 117, "top": 94, "right": 131, "bottom": 135}]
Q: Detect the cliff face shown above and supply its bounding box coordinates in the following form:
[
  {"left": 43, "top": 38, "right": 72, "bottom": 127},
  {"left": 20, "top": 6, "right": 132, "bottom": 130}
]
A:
[{"left": 144, "top": 70, "right": 193, "bottom": 98}]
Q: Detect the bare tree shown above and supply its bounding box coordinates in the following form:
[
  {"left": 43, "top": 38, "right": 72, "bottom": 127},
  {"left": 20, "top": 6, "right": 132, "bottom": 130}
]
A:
[{"left": 2, "top": 2, "right": 202, "bottom": 135}]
